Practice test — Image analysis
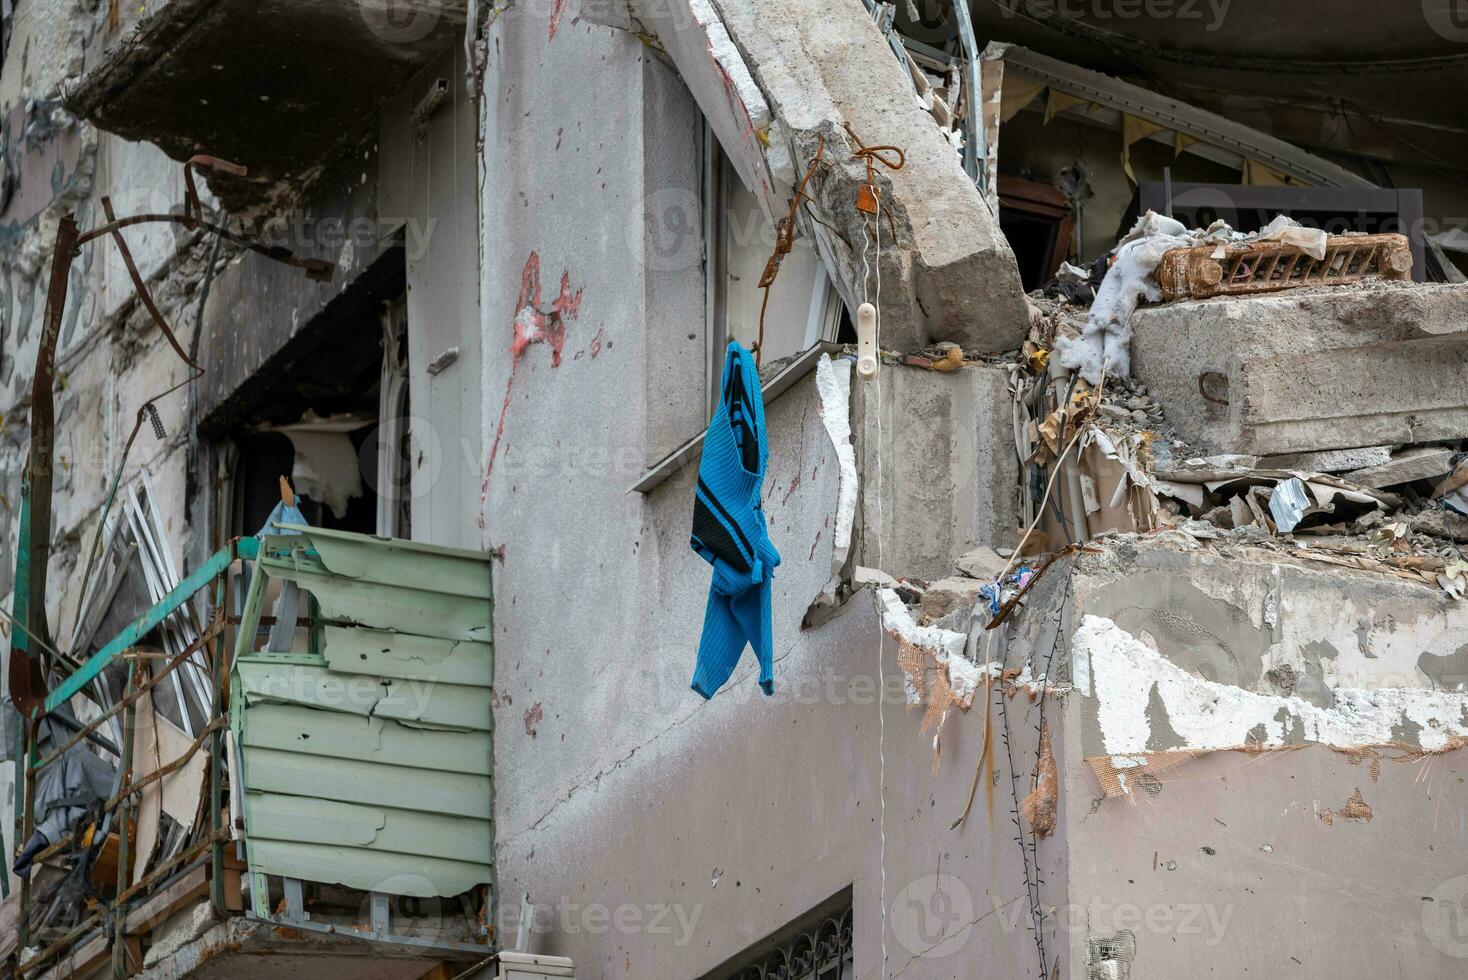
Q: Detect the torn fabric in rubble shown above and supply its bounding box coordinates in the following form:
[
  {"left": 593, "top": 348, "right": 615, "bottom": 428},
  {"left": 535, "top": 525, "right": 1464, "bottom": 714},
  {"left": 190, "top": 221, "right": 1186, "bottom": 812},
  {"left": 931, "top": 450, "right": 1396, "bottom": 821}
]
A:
[
  {"left": 690, "top": 342, "right": 782, "bottom": 699},
  {"left": 1054, "top": 211, "right": 1189, "bottom": 384}
]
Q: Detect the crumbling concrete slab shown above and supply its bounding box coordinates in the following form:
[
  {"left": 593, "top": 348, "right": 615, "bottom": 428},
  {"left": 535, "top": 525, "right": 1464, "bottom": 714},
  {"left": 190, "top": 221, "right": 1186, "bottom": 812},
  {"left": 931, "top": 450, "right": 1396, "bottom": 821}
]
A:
[
  {"left": 67, "top": 0, "right": 467, "bottom": 208},
  {"left": 880, "top": 531, "right": 1468, "bottom": 979},
  {"left": 638, "top": 0, "right": 1029, "bottom": 353},
  {"left": 626, "top": 0, "right": 779, "bottom": 218},
  {"left": 1006, "top": 536, "right": 1468, "bottom": 715},
  {"left": 1239, "top": 336, "right": 1468, "bottom": 455},
  {"left": 1344, "top": 446, "right": 1455, "bottom": 489},
  {"left": 920, "top": 576, "right": 984, "bottom": 621},
  {"left": 1131, "top": 283, "right": 1468, "bottom": 455},
  {"left": 853, "top": 362, "right": 1018, "bottom": 582},
  {"left": 1259, "top": 445, "right": 1392, "bottom": 473},
  {"left": 953, "top": 545, "right": 1008, "bottom": 581}
]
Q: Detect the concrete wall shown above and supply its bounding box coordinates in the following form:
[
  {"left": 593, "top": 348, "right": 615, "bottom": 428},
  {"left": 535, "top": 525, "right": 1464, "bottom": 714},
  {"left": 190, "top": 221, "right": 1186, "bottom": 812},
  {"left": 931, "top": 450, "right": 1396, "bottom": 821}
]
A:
[
  {"left": 474, "top": 9, "right": 1045, "bottom": 976},
  {"left": 981, "top": 536, "right": 1468, "bottom": 979},
  {"left": 1056, "top": 719, "right": 1468, "bottom": 979},
  {"left": 0, "top": 3, "right": 210, "bottom": 896},
  {"left": 854, "top": 361, "right": 1020, "bottom": 583}
]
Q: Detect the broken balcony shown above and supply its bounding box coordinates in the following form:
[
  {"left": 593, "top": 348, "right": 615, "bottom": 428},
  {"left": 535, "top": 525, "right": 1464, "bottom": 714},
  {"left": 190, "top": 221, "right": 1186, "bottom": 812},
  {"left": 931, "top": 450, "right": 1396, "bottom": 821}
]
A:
[
  {"left": 3, "top": 523, "right": 496, "bottom": 978},
  {"left": 65, "top": 0, "right": 468, "bottom": 208}
]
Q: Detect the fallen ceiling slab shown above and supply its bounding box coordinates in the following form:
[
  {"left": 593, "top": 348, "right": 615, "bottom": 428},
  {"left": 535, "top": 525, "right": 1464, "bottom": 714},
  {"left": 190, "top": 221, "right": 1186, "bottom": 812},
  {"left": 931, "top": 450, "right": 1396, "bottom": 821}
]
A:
[{"left": 67, "top": 0, "right": 466, "bottom": 208}]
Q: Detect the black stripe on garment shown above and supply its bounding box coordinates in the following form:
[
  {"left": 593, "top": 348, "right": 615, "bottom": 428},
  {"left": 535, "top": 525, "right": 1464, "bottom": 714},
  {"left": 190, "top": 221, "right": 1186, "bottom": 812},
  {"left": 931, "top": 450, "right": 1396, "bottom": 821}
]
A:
[
  {"left": 698, "top": 478, "right": 756, "bottom": 557},
  {"left": 693, "top": 488, "right": 753, "bottom": 574},
  {"left": 725, "top": 361, "right": 759, "bottom": 472}
]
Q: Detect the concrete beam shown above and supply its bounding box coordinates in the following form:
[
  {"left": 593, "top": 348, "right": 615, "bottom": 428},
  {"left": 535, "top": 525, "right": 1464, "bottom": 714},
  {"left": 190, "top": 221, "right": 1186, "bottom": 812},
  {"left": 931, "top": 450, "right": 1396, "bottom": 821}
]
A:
[
  {"left": 1131, "top": 283, "right": 1468, "bottom": 455},
  {"left": 635, "top": 0, "right": 1030, "bottom": 353}
]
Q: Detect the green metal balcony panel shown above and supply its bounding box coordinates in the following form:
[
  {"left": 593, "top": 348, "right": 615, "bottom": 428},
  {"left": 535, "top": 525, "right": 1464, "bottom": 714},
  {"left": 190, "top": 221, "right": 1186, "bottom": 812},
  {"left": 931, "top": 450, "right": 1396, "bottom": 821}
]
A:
[
  {"left": 233, "top": 525, "right": 493, "bottom": 900},
  {"left": 240, "top": 746, "right": 490, "bottom": 820},
  {"left": 320, "top": 625, "right": 493, "bottom": 689},
  {"left": 257, "top": 560, "right": 491, "bottom": 642},
  {"left": 246, "top": 839, "right": 491, "bottom": 900},
  {"left": 245, "top": 792, "right": 491, "bottom": 865},
  {"left": 237, "top": 660, "right": 490, "bottom": 732},
  {"left": 273, "top": 523, "right": 493, "bottom": 599},
  {"left": 240, "top": 657, "right": 490, "bottom": 733},
  {"left": 240, "top": 703, "right": 491, "bottom": 776}
]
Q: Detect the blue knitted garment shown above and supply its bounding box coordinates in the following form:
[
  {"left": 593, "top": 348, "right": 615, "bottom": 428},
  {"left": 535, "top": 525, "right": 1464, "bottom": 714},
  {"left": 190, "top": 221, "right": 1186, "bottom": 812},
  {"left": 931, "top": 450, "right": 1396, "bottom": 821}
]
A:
[{"left": 690, "top": 342, "right": 781, "bottom": 699}]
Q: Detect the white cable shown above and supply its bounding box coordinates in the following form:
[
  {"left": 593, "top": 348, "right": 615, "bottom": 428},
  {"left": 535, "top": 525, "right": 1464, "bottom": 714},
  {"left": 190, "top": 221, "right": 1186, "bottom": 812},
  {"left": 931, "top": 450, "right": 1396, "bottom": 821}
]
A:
[{"left": 870, "top": 204, "right": 888, "bottom": 980}]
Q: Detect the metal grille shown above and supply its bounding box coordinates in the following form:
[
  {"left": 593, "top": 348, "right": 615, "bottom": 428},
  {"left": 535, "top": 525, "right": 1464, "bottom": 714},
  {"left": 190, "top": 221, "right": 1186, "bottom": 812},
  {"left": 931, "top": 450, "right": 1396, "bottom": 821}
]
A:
[{"left": 731, "top": 907, "right": 854, "bottom": 980}]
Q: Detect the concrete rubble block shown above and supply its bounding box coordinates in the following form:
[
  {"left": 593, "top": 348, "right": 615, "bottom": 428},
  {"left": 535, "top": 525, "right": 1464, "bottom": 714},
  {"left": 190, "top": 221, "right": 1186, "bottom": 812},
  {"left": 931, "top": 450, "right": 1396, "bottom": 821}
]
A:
[
  {"left": 1131, "top": 283, "right": 1468, "bottom": 455},
  {"left": 853, "top": 565, "right": 899, "bottom": 589},
  {"left": 1411, "top": 507, "right": 1468, "bottom": 543},
  {"left": 953, "top": 545, "right": 1008, "bottom": 581},
  {"left": 853, "top": 362, "right": 1019, "bottom": 582},
  {"left": 1258, "top": 445, "right": 1391, "bottom": 473},
  {"left": 1343, "top": 445, "right": 1456, "bottom": 489},
  {"left": 920, "top": 575, "right": 984, "bottom": 620},
  {"left": 1239, "top": 337, "right": 1468, "bottom": 455},
  {"left": 644, "top": 0, "right": 1029, "bottom": 353}
]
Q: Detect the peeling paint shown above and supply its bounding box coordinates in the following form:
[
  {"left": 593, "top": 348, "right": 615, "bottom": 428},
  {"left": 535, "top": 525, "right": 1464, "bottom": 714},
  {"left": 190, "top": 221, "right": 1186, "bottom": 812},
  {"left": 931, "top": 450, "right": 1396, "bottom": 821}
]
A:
[
  {"left": 805, "top": 355, "right": 857, "bottom": 614},
  {"left": 549, "top": 0, "right": 570, "bottom": 40},
  {"left": 485, "top": 251, "right": 584, "bottom": 490},
  {"left": 1319, "top": 787, "right": 1374, "bottom": 826},
  {"left": 1078, "top": 615, "right": 1468, "bottom": 755}
]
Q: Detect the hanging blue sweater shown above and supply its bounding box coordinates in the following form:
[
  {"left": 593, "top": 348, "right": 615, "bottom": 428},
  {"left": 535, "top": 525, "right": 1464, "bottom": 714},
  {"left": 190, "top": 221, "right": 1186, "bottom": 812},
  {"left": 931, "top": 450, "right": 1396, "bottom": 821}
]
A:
[{"left": 690, "top": 342, "right": 781, "bottom": 699}]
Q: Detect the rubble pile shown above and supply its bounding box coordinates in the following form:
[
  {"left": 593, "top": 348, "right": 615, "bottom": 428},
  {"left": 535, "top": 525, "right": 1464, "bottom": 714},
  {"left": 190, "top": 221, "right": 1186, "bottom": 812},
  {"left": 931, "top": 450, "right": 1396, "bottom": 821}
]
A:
[{"left": 877, "top": 211, "right": 1467, "bottom": 733}]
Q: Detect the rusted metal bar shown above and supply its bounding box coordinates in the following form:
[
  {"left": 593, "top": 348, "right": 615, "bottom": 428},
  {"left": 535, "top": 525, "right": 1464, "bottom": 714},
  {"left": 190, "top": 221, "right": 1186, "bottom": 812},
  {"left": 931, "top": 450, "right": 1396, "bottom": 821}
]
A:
[
  {"left": 17, "top": 719, "right": 38, "bottom": 954},
  {"left": 77, "top": 213, "right": 332, "bottom": 280},
  {"left": 8, "top": 216, "right": 80, "bottom": 717},
  {"left": 33, "top": 620, "right": 223, "bottom": 775},
  {"left": 16, "top": 837, "right": 225, "bottom": 978},
  {"left": 1156, "top": 232, "right": 1412, "bottom": 301},
  {"left": 101, "top": 196, "right": 203, "bottom": 375},
  {"left": 112, "top": 665, "right": 138, "bottom": 979},
  {"left": 103, "top": 717, "right": 225, "bottom": 815}
]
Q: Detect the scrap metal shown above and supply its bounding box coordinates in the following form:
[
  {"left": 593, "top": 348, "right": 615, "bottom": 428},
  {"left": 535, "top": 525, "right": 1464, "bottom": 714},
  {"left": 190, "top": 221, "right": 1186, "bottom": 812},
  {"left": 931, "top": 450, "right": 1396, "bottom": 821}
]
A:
[{"left": 1155, "top": 232, "right": 1413, "bottom": 301}]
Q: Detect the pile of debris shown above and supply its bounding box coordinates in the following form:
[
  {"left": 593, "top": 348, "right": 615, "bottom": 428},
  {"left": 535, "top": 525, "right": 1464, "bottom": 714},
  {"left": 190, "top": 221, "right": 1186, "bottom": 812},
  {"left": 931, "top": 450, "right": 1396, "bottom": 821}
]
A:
[
  {"left": 1046, "top": 211, "right": 1413, "bottom": 384},
  {"left": 872, "top": 209, "right": 1466, "bottom": 748}
]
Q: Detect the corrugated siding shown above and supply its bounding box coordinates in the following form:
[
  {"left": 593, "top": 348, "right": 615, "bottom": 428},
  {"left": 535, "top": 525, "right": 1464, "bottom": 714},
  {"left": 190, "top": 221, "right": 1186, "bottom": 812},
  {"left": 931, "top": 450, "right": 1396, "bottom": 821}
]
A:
[{"left": 234, "top": 529, "right": 492, "bottom": 898}]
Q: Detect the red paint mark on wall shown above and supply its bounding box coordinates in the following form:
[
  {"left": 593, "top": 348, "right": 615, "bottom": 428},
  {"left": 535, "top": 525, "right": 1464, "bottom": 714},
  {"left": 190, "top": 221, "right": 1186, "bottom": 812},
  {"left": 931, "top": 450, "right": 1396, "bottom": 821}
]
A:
[
  {"left": 524, "top": 702, "right": 543, "bottom": 737},
  {"left": 549, "top": 0, "right": 569, "bottom": 39},
  {"left": 484, "top": 252, "right": 584, "bottom": 494}
]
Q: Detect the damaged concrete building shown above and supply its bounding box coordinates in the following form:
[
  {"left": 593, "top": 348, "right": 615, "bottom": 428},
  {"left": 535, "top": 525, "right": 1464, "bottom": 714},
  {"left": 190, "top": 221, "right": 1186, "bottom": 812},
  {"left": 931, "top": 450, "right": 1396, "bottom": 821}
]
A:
[{"left": 1, "top": 0, "right": 1467, "bottom": 978}]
